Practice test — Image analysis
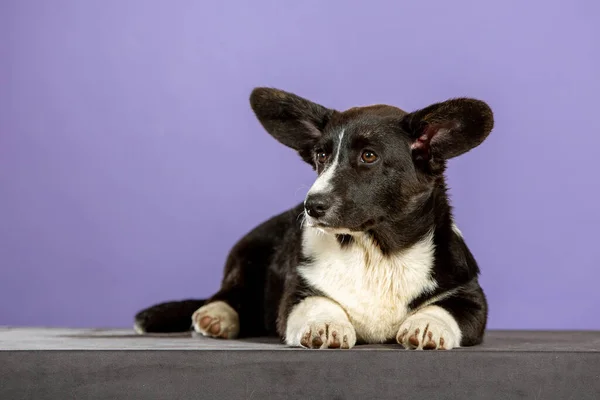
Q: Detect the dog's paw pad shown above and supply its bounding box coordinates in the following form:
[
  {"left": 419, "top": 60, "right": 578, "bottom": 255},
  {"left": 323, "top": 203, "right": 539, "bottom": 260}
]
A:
[
  {"left": 192, "top": 301, "right": 239, "bottom": 339},
  {"left": 396, "top": 317, "right": 458, "bottom": 350},
  {"left": 292, "top": 321, "right": 356, "bottom": 349}
]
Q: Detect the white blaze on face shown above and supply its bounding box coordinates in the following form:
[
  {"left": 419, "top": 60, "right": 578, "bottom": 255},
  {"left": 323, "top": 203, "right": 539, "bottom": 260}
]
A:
[{"left": 306, "top": 130, "right": 345, "bottom": 198}]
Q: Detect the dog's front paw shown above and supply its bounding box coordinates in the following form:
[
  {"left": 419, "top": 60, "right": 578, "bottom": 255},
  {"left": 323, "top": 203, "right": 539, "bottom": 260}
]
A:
[
  {"left": 287, "top": 321, "right": 357, "bottom": 349},
  {"left": 396, "top": 308, "right": 461, "bottom": 350},
  {"left": 192, "top": 301, "right": 240, "bottom": 339}
]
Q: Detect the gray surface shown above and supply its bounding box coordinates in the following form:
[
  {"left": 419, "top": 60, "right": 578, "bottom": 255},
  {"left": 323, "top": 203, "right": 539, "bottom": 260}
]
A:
[
  {"left": 1, "top": 328, "right": 600, "bottom": 400},
  {"left": 1, "top": 327, "right": 600, "bottom": 351}
]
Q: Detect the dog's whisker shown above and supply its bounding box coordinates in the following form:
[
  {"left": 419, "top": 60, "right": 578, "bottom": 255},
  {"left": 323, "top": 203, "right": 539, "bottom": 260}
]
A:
[
  {"left": 297, "top": 211, "right": 308, "bottom": 229},
  {"left": 294, "top": 185, "right": 310, "bottom": 198}
]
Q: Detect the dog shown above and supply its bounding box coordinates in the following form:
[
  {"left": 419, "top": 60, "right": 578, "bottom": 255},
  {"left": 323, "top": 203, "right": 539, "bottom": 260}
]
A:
[{"left": 134, "top": 87, "right": 494, "bottom": 350}]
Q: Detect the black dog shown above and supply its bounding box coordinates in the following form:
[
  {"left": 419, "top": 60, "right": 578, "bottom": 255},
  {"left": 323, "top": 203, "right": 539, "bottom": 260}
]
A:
[{"left": 134, "top": 87, "right": 494, "bottom": 350}]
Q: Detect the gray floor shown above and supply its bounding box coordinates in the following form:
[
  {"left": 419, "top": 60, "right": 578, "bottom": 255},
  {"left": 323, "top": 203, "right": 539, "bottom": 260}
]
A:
[
  {"left": 1, "top": 328, "right": 600, "bottom": 400},
  {"left": 1, "top": 327, "right": 600, "bottom": 351}
]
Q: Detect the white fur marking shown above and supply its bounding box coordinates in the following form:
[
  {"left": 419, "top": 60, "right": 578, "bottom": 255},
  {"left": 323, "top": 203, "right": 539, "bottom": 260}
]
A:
[
  {"left": 451, "top": 221, "right": 463, "bottom": 238},
  {"left": 417, "top": 287, "right": 460, "bottom": 310},
  {"left": 307, "top": 129, "right": 345, "bottom": 196},
  {"left": 285, "top": 296, "right": 357, "bottom": 349},
  {"left": 299, "top": 228, "right": 438, "bottom": 343},
  {"left": 133, "top": 323, "right": 145, "bottom": 335},
  {"left": 396, "top": 305, "right": 462, "bottom": 350}
]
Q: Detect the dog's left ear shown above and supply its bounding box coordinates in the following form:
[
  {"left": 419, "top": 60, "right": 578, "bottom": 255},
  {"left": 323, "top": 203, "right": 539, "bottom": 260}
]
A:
[
  {"left": 401, "top": 98, "right": 494, "bottom": 164},
  {"left": 250, "top": 87, "right": 335, "bottom": 165}
]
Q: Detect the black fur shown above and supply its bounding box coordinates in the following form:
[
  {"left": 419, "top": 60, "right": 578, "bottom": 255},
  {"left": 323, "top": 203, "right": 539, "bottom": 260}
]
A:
[{"left": 135, "top": 87, "right": 494, "bottom": 348}]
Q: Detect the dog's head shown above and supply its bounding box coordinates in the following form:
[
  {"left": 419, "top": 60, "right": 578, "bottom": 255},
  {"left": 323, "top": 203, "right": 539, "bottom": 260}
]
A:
[{"left": 250, "top": 88, "right": 493, "bottom": 235}]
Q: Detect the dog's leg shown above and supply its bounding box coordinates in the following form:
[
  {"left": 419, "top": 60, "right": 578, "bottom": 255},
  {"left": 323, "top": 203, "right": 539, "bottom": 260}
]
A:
[
  {"left": 191, "top": 237, "right": 276, "bottom": 339},
  {"left": 190, "top": 274, "right": 267, "bottom": 340},
  {"left": 134, "top": 299, "right": 206, "bottom": 334},
  {"left": 285, "top": 296, "right": 357, "bottom": 349},
  {"left": 397, "top": 280, "right": 487, "bottom": 350},
  {"left": 192, "top": 296, "right": 241, "bottom": 339},
  {"left": 396, "top": 304, "right": 462, "bottom": 350}
]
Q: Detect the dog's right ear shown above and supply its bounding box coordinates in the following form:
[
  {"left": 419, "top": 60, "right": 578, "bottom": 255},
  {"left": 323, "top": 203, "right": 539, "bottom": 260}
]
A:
[{"left": 250, "top": 87, "right": 335, "bottom": 164}]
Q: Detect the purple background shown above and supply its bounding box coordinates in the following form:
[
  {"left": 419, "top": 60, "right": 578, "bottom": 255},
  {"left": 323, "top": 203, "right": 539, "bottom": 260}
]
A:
[{"left": 1, "top": 0, "right": 598, "bottom": 330}]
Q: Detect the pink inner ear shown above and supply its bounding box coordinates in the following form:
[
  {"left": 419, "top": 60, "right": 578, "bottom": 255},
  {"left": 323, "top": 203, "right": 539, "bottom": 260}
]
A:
[
  {"left": 410, "top": 122, "right": 454, "bottom": 161},
  {"left": 410, "top": 125, "right": 437, "bottom": 153}
]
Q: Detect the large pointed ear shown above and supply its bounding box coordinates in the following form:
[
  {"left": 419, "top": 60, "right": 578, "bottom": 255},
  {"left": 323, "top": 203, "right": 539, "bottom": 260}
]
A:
[
  {"left": 249, "top": 87, "right": 335, "bottom": 164},
  {"left": 401, "top": 98, "right": 494, "bottom": 165}
]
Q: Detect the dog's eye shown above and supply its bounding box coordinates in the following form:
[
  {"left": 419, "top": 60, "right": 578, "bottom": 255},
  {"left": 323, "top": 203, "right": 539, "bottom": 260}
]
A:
[
  {"left": 361, "top": 150, "right": 378, "bottom": 163},
  {"left": 316, "top": 151, "right": 329, "bottom": 164}
]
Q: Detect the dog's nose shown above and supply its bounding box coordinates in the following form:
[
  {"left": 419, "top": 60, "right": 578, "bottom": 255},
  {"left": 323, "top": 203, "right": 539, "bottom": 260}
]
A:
[{"left": 305, "top": 194, "right": 331, "bottom": 219}]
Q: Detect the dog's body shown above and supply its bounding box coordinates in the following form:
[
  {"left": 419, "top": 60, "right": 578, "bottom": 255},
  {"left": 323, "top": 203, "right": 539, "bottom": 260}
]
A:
[{"left": 134, "top": 88, "right": 494, "bottom": 350}]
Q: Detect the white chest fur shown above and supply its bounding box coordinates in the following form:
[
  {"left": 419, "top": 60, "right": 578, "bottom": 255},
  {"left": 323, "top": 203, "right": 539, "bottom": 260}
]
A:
[{"left": 298, "top": 228, "right": 438, "bottom": 343}]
